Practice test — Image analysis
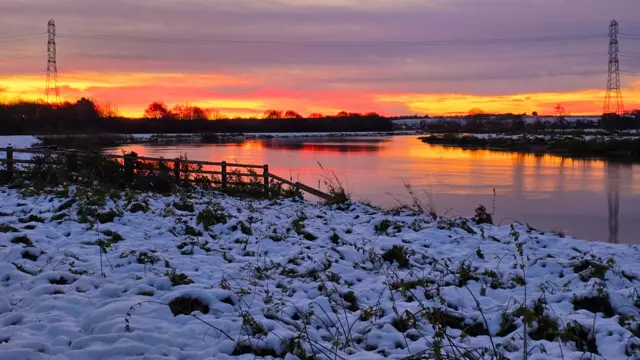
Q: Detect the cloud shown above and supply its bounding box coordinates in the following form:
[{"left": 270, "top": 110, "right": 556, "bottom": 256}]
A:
[{"left": 0, "top": 0, "right": 639, "bottom": 114}]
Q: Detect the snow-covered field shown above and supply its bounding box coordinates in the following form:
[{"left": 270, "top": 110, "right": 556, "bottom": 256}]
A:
[
  {"left": 441, "top": 133, "right": 640, "bottom": 141},
  {"left": 0, "top": 136, "right": 39, "bottom": 149},
  {"left": 2, "top": 186, "right": 640, "bottom": 359}
]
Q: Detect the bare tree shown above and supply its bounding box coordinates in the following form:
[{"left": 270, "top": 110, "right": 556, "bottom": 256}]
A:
[
  {"left": 468, "top": 108, "right": 487, "bottom": 118},
  {"left": 264, "top": 109, "right": 283, "bottom": 119},
  {"left": 554, "top": 104, "right": 568, "bottom": 132},
  {"left": 98, "top": 102, "right": 119, "bottom": 118},
  {"left": 284, "top": 110, "right": 303, "bottom": 119},
  {"left": 144, "top": 101, "right": 172, "bottom": 120}
]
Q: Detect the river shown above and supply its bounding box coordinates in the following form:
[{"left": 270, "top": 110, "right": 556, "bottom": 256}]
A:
[{"left": 110, "top": 135, "right": 640, "bottom": 244}]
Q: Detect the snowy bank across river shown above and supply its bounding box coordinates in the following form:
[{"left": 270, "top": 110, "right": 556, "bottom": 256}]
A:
[{"left": 2, "top": 186, "right": 640, "bottom": 359}]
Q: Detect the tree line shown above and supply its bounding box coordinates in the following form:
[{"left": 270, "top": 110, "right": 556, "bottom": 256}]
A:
[{"left": 0, "top": 99, "right": 392, "bottom": 135}]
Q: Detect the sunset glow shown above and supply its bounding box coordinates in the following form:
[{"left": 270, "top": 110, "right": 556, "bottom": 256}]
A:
[
  {"left": 1, "top": 0, "right": 639, "bottom": 117},
  {"left": 2, "top": 70, "right": 639, "bottom": 117}
]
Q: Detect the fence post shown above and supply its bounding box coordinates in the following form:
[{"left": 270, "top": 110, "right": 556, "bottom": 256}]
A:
[
  {"left": 263, "top": 165, "right": 269, "bottom": 196},
  {"left": 221, "top": 161, "right": 227, "bottom": 189},
  {"left": 294, "top": 182, "right": 303, "bottom": 199},
  {"left": 6, "top": 147, "right": 13, "bottom": 179},
  {"left": 66, "top": 152, "right": 78, "bottom": 175},
  {"left": 173, "top": 158, "right": 181, "bottom": 184}
]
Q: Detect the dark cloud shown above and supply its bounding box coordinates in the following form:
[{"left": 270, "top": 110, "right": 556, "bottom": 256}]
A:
[{"left": 0, "top": 0, "right": 639, "bottom": 96}]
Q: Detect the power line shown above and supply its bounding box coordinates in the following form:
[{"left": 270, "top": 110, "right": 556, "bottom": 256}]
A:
[
  {"left": 0, "top": 34, "right": 45, "bottom": 43},
  {"left": 56, "top": 32, "right": 608, "bottom": 47},
  {"left": 48, "top": 51, "right": 605, "bottom": 66},
  {"left": 0, "top": 53, "right": 45, "bottom": 61}
]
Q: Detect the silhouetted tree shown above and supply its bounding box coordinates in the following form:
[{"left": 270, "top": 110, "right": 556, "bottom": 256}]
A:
[
  {"left": 98, "top": 102, "right": 119, "bottom": 118},
  {"left": 468, "top": 108, "right": 487, "bottom": 117},
  {"left": 264, "top": 109, "right": 283, "bottom": 119},
  {"left": 554, "top": 104, "right": 568, "bottom": 132},
  {"left": 309, "top": 113, "right": 324, "bottom": 118},
  {"left": 144, "top": 102, "right": 172, "bottom": 120},
  {"left": 74, "top": 98, "right": 100, "bottom": 122},
  {"left": 284, "top": 110, "right": 303, "bottom": 119}
]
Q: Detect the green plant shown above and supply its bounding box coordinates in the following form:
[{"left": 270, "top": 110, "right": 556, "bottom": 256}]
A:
[
  {"left": 50, "top": 212, "right": 67, "bottom": 221},
  {"left": 173, "top": 200, "right": 195, "bottom": 213},
  {"left": 0, "top": 224, "right": 19, "bottom": 233},
  {"left": 129, "top": 202, "right": 148, "bottom": 213},
  {"left": 165, "top": 270, "right": 194, "bottom": 286},
  {"left": 241, "top": 312, "right": 267, "bottom": 336},
  {"left": 374, "top": 219, "right": 393, "bottom": 235},
  {"left": 96, "top": 210, "right": 121, "bottom": 224},
  {"left": 184, "top": 225, "right": 203, "bottom": 237},
  {"left": 560, "top": 321, "right": 598, "bottom": 354},
  {"left": 381, "top": 245, "right": 411, "bottom": 269},
  {"left": 56, "top": 199, "right": 76, "bottom": 212},
  {"left": 196, "top": 204, "right": 229, "bottom": 230},
  {"left": 472, "top": 204, "right": 493, "bottom": 225},
  {"left": 391, "top": 311, "right": 418, "bottom": 332},
  {"left": 102, "top": 230, "right": 124, "bottom": 243},
  {"left": 137, "top": 251, "right": 160, "bottom": 265}
]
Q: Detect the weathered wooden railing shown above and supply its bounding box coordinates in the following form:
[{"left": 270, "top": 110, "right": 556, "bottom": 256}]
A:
[{"left": 0, "top": 147, "right": 333, "bottom": 201}]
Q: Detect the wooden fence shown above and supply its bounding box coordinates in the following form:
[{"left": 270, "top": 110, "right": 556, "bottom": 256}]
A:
[{"left": 0, "top": 147, "right": 334, "bottom": 201}]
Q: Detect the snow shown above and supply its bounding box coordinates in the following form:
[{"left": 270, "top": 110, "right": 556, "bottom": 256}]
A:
[
  {"left": 0, "top": 136, "right": 39, "bottom": 149},
  {"left": 438, "top": 133, "right": 640, "bottom": 141},
  {"left": 1, "top": 185, "right": 640, "bottom": 359}
]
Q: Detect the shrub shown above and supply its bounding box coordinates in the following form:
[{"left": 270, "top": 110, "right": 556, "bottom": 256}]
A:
[
  {"left": 173, "top": 200, "right": 195, "bottom": 213},
  {"left": 128, "top": 202, "right": 148, "bottom": 213},
  {"left": 472, "top": 205, "right": 493, "bottom": 225},
  {"left": 165, "top": 270, "right": 194, "bottom": 286},
  {"left": 382, "top": 245, "right": 410, "bottom": 269},
  {"left": 196, "top": 205, "right": 229, "bottom": 230},
  {"left": 0, "top": 225, "right": 19, "bottom": 233}
]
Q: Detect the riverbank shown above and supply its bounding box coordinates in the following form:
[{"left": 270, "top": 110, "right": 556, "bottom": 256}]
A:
[
  {"left": 421, "top": 134, "right": 640, "bottom": 161},
  {"left": 0, "top": 131, "right": 424, "bottom": 151},
  {"left": 2, "top": 181, "right": 640, "bottom": 359}
]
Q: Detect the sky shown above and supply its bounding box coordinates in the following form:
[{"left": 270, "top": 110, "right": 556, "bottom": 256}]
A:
[{"left": 1, "top": 0, "right": 639, "bottom": 117}]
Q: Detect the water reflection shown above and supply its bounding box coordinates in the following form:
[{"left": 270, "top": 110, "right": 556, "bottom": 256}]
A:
[
  {"left": 607, "top": 163, "right": 620, "bottom": 244},
  {"left": 110, "top": 135, "right": 640, "bottom": 243}
]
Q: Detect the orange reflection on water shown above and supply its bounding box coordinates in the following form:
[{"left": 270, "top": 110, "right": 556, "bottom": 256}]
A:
[
  {"left": 111, "top": 136, "right": 636, "bottom": 199},
  {"left": 108, "top": 135, "right": 640, "bottom": 243}
]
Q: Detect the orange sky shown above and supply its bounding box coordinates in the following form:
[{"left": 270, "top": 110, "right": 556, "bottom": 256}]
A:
[{"left": 1, "top": 70, "right": 639, "bottom": 118}]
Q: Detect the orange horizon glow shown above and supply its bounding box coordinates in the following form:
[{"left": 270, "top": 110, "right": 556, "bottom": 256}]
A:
[{"left": 1, "top": 70, "right": 639, "bottom": 118}]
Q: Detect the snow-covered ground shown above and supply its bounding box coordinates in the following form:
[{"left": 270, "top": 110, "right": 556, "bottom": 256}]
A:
[
  {"left": 0, "top": 136, "right": 39, "bottom": 149},
  {"left": 435, "top": 133, "right": 640, "bottom": 141},
  {"left": 2, "top": 185, "right": 640, "bottom": 359}
]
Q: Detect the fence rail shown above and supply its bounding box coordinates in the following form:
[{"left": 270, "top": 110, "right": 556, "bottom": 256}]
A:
[{"left": 0, "top": 147, "right": 333, "bottom": 201}]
